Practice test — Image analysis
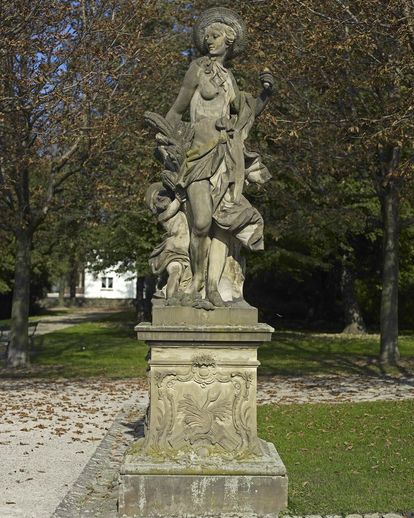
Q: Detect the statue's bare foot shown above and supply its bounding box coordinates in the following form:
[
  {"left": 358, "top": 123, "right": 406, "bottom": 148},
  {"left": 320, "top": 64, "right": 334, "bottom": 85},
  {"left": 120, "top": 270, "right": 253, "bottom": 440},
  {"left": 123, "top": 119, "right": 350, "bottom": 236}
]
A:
[
  {"left": 193, "top": 299, "right": 215, "bottom": 311},
  {"left": 180, "top": 291, "right": 202, "bottom": 307},
  {"left": 166, "top": 296, "right": 180, "bottom": 306},
  {"left": 207, "top": 290, "right": 228, "bottom": 308},
  {"left": 165, "top": 291, "right": 185, "bottom": 306},
  {"left": 153, "top": 290, "right": 165, "bottom": 299}
]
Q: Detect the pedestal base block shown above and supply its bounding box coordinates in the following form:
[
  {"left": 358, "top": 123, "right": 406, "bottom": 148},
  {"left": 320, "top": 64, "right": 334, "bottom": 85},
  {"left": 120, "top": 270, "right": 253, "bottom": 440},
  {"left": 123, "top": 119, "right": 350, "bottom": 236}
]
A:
[
  {"left": 118, "top": 309, "right": 288, "bottom": 517},
  {"left": 119, "top": 474, "right": 286, "bottom": 518},
  {"left": 151, "top": 300, "right": 258, "bottom": 326},
  {"left": 119, "top": 441, "right": 287, "bottom": 518}
]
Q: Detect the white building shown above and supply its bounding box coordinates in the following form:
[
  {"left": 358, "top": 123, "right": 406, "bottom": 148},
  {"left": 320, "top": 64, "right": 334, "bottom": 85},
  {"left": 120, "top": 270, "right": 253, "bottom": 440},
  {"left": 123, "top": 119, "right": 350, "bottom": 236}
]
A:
[
  {"left": 83, "top": 268, "right": 136, "bottom": 299},
  {"left": 47, "top": 266, "right": 137, "bottom": 302}
]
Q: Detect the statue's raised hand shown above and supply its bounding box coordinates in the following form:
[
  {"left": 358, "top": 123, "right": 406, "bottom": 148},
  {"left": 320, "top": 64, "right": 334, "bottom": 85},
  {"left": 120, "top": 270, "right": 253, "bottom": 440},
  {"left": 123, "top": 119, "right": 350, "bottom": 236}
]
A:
[{"left": 259, "top": 68, "right": 274, "bottom": 91}]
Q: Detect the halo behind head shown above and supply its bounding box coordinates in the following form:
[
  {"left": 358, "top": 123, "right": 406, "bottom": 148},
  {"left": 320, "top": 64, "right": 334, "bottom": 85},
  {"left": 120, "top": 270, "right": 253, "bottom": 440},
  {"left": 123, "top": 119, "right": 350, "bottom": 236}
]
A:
[{"left": 193, "top": 7, "right": 247, "bottom": 60}]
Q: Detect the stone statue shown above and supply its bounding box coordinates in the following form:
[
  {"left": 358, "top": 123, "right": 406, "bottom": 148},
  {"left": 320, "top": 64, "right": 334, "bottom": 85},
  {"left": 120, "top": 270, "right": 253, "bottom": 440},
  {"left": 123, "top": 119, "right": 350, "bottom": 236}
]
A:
[
  {"left": 145, "top": 182, "right": 192, "bottom": 303},
  {"left": 121, "top": 13, "right": 288, "bottom": 516},
  {"left": 145, "top": 7, "right": 273, "bottom": 309}
]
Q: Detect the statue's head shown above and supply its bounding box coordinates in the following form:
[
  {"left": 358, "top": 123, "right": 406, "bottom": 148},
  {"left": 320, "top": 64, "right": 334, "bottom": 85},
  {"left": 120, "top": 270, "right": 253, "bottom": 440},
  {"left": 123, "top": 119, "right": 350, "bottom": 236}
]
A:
[
  {"left": 145, "top": 182, "right": 174, "bottom": 215},
  {"left": 202, "top": 22, "right": 236, "bottom": 58},
  {"left": 193, "top": 8, "right": 247, "bottom": 60}
]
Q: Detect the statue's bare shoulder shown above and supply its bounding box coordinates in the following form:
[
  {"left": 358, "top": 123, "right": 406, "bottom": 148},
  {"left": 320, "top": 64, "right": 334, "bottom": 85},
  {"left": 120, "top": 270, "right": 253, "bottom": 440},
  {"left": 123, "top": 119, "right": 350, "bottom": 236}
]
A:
[
  {"left": 182, "top": 58, "right": 205, "bottom": 87},
  {"left": 167, "top": 60, "right": 201, "bottom": 122}
]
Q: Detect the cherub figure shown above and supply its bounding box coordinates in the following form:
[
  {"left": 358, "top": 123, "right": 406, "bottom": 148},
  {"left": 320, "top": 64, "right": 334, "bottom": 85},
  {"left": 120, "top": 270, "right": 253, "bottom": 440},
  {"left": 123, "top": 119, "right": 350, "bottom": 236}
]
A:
[{"left": 145, "top": 183, "right": 191, "bottom": 303}]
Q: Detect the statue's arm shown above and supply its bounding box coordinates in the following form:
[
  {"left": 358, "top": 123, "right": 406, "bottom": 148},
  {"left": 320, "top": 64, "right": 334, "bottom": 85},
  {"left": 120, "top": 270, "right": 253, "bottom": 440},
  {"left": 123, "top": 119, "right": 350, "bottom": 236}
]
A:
[
  {"left": 255, "top": 69, "right": 274, "bottom": 117},
  {"left": 166, "top": 61, "right": 200, "bottom": 125},
  {"left": 229, "top": 69, "right": 274, "bottom": 117},
  {"left": 229, "top": 70, "right": 241, "bottom": 114},
  {"left": 158, "top": 198, "right": 181, "bottom": 224}
]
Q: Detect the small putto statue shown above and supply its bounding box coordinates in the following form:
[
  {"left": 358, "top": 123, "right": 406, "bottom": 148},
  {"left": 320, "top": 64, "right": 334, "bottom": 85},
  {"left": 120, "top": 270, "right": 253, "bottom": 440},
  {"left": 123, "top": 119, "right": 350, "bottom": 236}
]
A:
[{"left": 145, "top": 7, "right": 273, "bottom": 309}]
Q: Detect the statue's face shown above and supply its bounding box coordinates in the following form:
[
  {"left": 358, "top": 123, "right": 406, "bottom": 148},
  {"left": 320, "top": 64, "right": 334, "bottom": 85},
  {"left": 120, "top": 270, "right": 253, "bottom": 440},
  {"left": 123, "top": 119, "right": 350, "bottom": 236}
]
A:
[
  {"left": 156, "top": 191, "right": 171, "bottom": 211},
  {"left": 204, "top": 26, "right": 228, "bottom": 56}
]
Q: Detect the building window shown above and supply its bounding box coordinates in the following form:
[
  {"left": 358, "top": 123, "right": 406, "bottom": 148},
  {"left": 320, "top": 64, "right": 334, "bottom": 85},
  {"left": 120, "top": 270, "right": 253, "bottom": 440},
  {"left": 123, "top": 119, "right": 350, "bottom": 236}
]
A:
[{"left": 101, "top": 277, "right": 113, "bottom": 290}]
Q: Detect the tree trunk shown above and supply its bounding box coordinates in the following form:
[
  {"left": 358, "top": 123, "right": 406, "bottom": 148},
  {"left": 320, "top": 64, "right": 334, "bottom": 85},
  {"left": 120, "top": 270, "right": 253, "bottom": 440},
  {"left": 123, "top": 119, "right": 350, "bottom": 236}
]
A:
[
  {"left": 380, "top": 188, "right": 400, "bottom": 364},
  {"left": 68, "top": 260, "right": 78, "bottom": 303},
  {"left": 58, "top": 275, "right": 66, "bottom": 306},
  {"left": 136, "top": 276, "right": 156, "bottom": 322},
  {"left": 341, "top": 259, "right": 366, "bottom": 334},
  {"left": 7, "top": 230, "right": 32, "bottom": 368},
  {"left": 135, "top": 276, "right": 145, "bottom": 323}
]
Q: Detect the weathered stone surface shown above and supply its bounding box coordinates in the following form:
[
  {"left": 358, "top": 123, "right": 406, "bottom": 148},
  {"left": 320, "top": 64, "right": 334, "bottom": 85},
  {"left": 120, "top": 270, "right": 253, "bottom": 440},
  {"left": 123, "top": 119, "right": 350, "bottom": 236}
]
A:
[
  {"left": 122, "top": 439, "right": 286, "bottom": 477},
  {"left": 135, "top": 322, "right": 274, "bottom": 344},
  {"left": 136, "top": 341, "right": 263, "bottom": 459},
  {"left": 119, "top": 472, "right": 287, "bottom": 518},
  {"left": 120, "top": 319, "right": 287, "bottom": 517},
  {"left": 152, "top": 299, "right": 258, "bottom": 326}
]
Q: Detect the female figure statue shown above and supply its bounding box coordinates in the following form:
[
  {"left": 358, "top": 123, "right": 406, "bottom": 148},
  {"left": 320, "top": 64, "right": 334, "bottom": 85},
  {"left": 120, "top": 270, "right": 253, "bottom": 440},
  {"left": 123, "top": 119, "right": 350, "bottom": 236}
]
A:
[{"left": 145, "top": 8, "right": 273, "bottom": 308}]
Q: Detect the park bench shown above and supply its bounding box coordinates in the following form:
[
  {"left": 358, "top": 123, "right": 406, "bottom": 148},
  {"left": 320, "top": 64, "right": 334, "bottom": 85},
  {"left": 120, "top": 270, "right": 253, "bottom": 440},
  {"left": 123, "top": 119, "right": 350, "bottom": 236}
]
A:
[{"left": 0, "top": 322, "right": 39, "bottom": 359}]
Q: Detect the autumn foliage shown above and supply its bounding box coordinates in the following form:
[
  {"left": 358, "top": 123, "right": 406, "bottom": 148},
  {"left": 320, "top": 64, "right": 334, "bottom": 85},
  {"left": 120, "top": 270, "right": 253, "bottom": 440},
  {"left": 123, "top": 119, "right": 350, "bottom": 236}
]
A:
[{"left": 1, "top": 1, "right": 413, "bottom": 366}]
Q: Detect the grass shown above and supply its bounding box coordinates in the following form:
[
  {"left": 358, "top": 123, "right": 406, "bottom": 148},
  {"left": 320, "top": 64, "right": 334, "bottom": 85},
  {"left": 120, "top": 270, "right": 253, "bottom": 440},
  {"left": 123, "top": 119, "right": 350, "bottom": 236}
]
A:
[
  {"left": 1, "top": 313, "right": 148, "bottom": 378},
  {"left": 259, "top": 330, "right": 414, "bottom": 377},
  {"left": 258, "top": 400, "right": 414, "bottom": 514},
  {"left": 0, "top": 308, "right": 73, "bottom": 326},
  {"left": 35, "top": 325, "right": 147, "bottom": 379},
  {"left": 1, "top": 310, "right": 413, "bottom": 512},
  {"left": 2, "top": 310, "right": 413, "bottom": 379}
]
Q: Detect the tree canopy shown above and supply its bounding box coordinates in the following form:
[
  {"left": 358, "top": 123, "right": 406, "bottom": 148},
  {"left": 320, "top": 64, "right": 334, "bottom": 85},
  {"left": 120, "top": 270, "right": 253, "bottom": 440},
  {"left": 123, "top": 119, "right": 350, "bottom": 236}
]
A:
[{"left": 1, "top": 0, "right": 413, "bottom": 366}]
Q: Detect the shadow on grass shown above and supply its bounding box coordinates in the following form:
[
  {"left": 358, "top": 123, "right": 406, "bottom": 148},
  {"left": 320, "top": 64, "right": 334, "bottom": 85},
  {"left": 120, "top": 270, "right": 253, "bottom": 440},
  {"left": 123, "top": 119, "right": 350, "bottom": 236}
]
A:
[
  {"left": 1, "top": 310, "right": 135, "bottom": 328},
  {"left": 35, "top": 323, "right": 134, "bottom": 356},
  {"left": 34, "top": 310, "right": 135, "bottom": 327},
  {"left": 259, "top": 331, "right": 414, "bottom": 383},
  {"left": 0, "top": 320, "right": 147, "bottom": 380},
  {"left": 2, "top": 317, "right": 414, "bottom": 383}
]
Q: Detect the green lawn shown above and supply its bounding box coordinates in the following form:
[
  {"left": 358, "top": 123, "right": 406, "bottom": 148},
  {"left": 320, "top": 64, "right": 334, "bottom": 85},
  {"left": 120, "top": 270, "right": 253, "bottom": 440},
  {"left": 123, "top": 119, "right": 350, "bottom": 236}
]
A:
[
  {"left": 27, "top": 316, "right": 147, "bottom": 378},
  {"left": 0, "top": 309, "right": 72, "bottom": 326},
  {"left": 259, "top": 401, "right": 414, "bottom": 514},
  {"left": 37, "top": 328, "right": 146, "bottom": 378},
  {"left": 260, "top": 330, "right": 414, "bottom": 377},
  {"left": 1, "top": 311, "right": 414, "bottom": 512},
  {"left": 2, "top": 311, "right": 413, "bottom": 379}
]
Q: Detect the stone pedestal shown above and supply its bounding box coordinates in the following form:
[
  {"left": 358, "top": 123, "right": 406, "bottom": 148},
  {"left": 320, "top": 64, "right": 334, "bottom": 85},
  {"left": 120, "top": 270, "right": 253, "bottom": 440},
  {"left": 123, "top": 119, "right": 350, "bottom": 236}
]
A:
[{"left": 118, "top": 303, "right": 288, "bottom": 518}]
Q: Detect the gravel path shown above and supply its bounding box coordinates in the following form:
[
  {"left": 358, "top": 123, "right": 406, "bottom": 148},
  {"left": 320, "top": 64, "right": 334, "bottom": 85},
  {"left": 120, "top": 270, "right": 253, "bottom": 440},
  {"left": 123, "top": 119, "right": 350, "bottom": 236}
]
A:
[
  {"left": 34, "top": 308, "right": 120, "bottom": 335},
  {"left": 0, "top": 379, "right": 147, "bottom": 518},
  {"left": 1, "top": 309, "right": 413, "bottom": 518},
  {"left": 1, "top": 372, "right": 413, "bottom": 517},
  {"left": 257, "top": 373, "right": 414, "bottom": 405}
]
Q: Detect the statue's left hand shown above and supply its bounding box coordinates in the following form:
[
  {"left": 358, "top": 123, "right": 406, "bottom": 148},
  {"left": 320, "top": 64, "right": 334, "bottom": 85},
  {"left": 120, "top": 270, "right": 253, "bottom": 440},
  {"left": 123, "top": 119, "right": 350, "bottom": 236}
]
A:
[
  {"left": 175, "top": 186, "right": 187, "bottom": 204},
  {"left": 259, "top": 68, "right": 274, "bottom": 91}
]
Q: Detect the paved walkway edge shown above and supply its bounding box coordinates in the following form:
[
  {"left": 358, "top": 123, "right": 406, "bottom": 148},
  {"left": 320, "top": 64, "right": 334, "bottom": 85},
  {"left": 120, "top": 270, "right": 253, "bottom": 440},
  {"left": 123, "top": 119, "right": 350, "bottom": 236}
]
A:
[{"left": 51, "top": 403, "right": 146, "bottom": 518}]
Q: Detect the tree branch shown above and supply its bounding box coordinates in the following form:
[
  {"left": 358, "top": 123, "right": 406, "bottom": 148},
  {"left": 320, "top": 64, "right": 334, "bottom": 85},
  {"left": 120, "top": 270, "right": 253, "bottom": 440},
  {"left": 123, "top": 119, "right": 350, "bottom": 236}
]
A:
[
  {"left": 333, "top": 0, "right": 359, "bottom": 23},
  {"left": 51, "top": 137, "right": 82, "bottom": 174},
  {"left": 403, "top": 0, "right": 414, "bottom": 52}
]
